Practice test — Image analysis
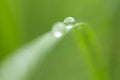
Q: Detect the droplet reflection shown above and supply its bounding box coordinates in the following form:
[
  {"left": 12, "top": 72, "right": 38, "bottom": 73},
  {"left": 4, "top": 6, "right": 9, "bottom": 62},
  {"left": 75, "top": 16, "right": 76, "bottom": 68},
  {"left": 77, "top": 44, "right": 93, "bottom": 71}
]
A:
[
  {"left": 52, "top": 22, "right": 65, "bottom": 38},
  {"left": 53, "top": 32, "right": 63, "bottom": 38}
]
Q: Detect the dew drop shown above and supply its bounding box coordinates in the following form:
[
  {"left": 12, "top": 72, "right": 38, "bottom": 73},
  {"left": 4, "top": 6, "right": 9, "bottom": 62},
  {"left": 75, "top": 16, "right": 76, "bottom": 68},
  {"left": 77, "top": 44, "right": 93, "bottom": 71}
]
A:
[
  {"left": 64, "top": 17, "right": 75, "bottom": 25},
  {"left": 52, "top": 22, "right": 65, "bottom": 38},
  {"left": 63, "top": 17, "right": 76, "bottom": 31}
]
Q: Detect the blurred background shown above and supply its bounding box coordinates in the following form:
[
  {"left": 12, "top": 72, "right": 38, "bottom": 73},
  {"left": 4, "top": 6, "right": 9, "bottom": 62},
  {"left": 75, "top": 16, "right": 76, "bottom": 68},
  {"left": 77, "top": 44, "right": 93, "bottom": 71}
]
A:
[{"left": 0, "top": 0, "right": 120, "bottom": 80}]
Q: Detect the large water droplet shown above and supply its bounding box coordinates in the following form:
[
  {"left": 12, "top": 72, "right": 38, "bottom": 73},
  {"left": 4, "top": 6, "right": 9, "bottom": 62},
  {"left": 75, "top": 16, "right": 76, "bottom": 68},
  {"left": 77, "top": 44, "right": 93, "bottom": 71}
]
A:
[
  {"left": 64, "top": 17, "right": 75, "bottom": 25},
  {"left": 64, "top": 17, "right": 76, "bottom": 31},
  {"left": 52, "top": 22, "right": 65, "bottom": 38}
]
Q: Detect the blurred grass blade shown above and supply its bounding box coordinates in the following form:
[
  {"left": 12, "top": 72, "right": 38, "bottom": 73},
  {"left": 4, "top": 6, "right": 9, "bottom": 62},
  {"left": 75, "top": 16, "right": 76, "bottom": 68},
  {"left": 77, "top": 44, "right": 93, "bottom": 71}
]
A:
[
  {"left": 73, "top": 23, "right": 109, "bottom": 80},
  {"left": 0, "top": 0, "right": 21, "bottom": 60}
]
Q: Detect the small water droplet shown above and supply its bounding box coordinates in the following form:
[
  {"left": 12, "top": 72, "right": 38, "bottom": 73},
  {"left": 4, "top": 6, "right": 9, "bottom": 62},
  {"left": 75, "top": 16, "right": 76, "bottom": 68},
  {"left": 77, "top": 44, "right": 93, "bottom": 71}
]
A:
[
  {"left": 52, "top": 22, "right": 65, "bottom": 38},
  {"left": 63, "top": 17, "right": 76, "bottom": 31},
  {"left": 64, "top": 17, "right": 75, "bottom": 25}
]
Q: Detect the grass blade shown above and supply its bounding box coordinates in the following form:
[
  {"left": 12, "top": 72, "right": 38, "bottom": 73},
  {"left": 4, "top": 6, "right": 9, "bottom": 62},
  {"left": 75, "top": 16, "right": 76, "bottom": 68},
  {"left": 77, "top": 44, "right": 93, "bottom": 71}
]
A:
[
  {"left": 0, "top": 0, "right": 21, "bottom": 60},
  {"left": 0, "top": 17, "right": 109, "bottom": 80},
  {"left": 73, "top": 23, "right": 109, "bottom": 80}
]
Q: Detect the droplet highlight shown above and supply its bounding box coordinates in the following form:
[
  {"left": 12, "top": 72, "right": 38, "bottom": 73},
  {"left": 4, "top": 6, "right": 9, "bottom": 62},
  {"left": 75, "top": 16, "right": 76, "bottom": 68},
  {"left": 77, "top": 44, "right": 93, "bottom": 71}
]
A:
[
  {"left": 53, "top": 32, "right": 63, "bottom": 38},
  {"left": 52, "top": 22, "right": 65, "bottom": 38}
]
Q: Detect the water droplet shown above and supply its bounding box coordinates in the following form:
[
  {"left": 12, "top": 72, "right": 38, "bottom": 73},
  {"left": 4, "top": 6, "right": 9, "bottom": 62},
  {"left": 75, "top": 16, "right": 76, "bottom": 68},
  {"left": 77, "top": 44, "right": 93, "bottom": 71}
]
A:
[
  {"left": 52, "top": 22, "right": 65, "bottom": 38},
  {"left": 64, "top": 17, "right": 75, "bottom": 25},
  {"left": 63, "top": 17, "right": 76, "bottom": 31}
]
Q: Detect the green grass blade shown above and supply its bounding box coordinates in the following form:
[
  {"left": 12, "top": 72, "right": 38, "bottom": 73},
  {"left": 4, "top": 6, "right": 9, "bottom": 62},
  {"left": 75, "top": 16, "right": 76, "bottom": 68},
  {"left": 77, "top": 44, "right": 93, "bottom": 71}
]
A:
[
  {"left": 0, "top": 32, "right": 61, "bottom": 80},
  {"left": 73, "top": 23, "right": 109, "bottom": 80},
  {"left": 0, "top": 17, "right": 74, "bottom": 80},
  {"left": 0, "top": 17, "right": 109, "bottom": 80}
]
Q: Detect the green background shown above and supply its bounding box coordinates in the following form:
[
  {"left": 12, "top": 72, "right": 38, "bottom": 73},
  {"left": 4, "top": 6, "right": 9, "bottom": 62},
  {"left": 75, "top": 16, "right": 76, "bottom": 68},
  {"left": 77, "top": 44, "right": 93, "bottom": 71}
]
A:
[{"left": 0, "top": 0, "right": 120, "bottom": 80}]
